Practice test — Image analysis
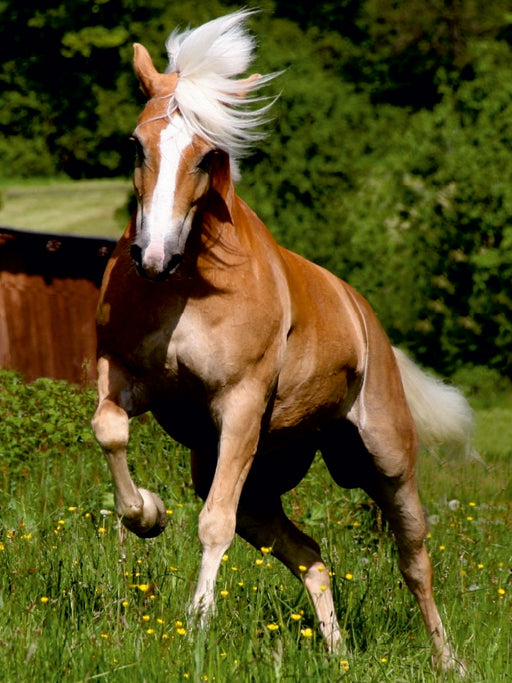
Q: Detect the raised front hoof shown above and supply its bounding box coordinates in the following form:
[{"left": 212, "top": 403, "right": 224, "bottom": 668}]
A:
[{"left": 121, "top": 488, "right": 168, "bottom": 539}]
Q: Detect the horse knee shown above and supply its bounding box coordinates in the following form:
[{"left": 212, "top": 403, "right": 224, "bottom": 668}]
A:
[
  {"left": 92, "top": 400, "right": 129, "bottom": 452},
  {"left": 198, "top": 504, "right": 236, "bottom": 550}
]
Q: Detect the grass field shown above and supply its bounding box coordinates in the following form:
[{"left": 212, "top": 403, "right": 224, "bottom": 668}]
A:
[
  {"left": 0, "top": 178, "right": 131, "bottom": 237},
  {"left": 0, "top": 369, "right": 510, "bottom": 682}
]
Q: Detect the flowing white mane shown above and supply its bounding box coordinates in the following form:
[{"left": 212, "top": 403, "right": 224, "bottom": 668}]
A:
[{"left": 164, "top": 9, "right": 278, "bottom": 178}]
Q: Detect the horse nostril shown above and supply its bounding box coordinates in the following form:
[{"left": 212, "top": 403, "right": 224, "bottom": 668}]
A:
[
  {"left": 167, "top": 254, "right": 182, "bottom": 275},
  {"left": 131, "top": 243, "right": 142, "bottom": 268}
]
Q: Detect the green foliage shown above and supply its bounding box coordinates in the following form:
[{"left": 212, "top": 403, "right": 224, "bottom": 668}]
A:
[{"left": 451, "top": 366, "right": 512, "bottom": 409}]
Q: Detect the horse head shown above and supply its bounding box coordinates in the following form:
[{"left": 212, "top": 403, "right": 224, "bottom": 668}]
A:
[{"left": 129, "top": 15, "right": 277, "bottom": 280}]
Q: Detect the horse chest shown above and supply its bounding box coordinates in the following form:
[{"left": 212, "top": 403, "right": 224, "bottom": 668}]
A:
[{"left": 126, "top": 308, "right": 259, "bottom": 392}]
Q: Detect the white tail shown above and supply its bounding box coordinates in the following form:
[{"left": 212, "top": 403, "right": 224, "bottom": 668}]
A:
[{"left": 393, "top": 347, "right": 478, "bottom": 459}]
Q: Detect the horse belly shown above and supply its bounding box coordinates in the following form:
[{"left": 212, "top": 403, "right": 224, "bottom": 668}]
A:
[{"left": 268, "top": 367, "right": 356, "bottom": 440}]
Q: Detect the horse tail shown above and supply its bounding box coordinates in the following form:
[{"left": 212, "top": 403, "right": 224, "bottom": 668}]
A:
[{"left": 393, "top": 347, "right": 478, "bottom": 459}]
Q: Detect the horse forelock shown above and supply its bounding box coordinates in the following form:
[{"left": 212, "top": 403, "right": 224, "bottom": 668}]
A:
[{"left": 158, "top": 9, "right": 280, "bottom": 173}]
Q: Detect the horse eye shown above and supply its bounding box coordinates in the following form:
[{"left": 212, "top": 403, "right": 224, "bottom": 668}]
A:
[{"left": 197, "top": 150, "right": 216, "bottom": 173}]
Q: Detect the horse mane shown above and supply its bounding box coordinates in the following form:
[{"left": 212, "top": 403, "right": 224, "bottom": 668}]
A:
[{"left": 164, "top": 9, "right": 279, "bottom": 180}]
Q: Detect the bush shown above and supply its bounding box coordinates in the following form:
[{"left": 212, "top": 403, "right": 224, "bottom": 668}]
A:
[{"left": 450, "top": 366, "right": 512, "bottom": 409}]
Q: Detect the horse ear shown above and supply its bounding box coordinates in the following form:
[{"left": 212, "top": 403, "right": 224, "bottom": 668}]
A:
[
  {"left": 133, "top": 43, "right": 160, "bottom": 98},
  {"left": 236, "top": 73, "right": 261, "bottom": 97},
  {"left": 210, "top": 150, "right": 232, "bottom": 196}
]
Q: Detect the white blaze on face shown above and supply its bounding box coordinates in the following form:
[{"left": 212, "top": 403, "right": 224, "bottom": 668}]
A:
[{"left": 141, "top": 115, "right": 193, "bottom": 273}]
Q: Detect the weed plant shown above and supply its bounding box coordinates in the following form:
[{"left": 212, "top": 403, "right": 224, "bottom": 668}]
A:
[{"left": 0, "top": 370, "right": 510, "bottom": 681}]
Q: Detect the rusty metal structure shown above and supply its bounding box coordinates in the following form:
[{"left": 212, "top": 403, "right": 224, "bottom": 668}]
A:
[{"left": 0, "top": 227, "right": 116, "bottom": 384}]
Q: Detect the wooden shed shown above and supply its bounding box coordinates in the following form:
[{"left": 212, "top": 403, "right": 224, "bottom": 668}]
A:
[{"left": 0, "top": 227, "right": 116, "bottom": 384}]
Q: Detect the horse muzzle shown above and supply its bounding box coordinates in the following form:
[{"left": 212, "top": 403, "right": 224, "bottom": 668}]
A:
[{"left": 130, "top": 243, "right": 183, "bottom": 280}]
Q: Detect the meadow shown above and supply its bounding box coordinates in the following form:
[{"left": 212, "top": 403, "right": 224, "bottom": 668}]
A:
[
  {"left": 0, "top": 368, "right": 510, "bottom": 682},
  {"left": 0, "top": 178, "right": 131, "bottom": 237}
]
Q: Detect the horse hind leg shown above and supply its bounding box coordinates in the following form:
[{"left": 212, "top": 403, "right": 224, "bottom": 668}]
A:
[
  {"left": 370, "top": 473, "right": 466, "bottom": 675},
  {"left": 91, "top": 357, "right": 167, "bottom": 538},
  {"left": 323, "top": 417, "right": 465, "bottom": 674},
  {"left": 236, "top": 492, "right": 343, "bottom": 652}
]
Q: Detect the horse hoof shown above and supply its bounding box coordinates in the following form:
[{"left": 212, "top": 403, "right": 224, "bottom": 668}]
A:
[{"left": 122, "top": 488, "right": 168, "bottom": 539}]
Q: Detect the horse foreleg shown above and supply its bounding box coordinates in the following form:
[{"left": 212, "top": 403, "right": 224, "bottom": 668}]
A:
[
  {"left": 190, "top": 393, "right": 264, "bottom": 619},
  {"left": 91, "top": 357, "right": 167, "bottom": 539},
  {"left": 372, "top": 475, "right": 467, "bottom": 676},
  {"left": 237, "top": 496, "right": 343, "bottom": 652}
]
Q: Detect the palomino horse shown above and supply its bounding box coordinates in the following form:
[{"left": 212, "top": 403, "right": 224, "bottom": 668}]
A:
[{"left": 92, "top": 10, "right": 472, "bottom": 673}]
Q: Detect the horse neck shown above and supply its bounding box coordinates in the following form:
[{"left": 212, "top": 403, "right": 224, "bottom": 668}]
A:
[{"left": 195, "top": 183, "right": 255, "bottom": 273}]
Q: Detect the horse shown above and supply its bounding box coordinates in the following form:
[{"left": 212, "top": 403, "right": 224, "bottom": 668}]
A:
[{"left": 92, "top": 9, "right": 472, "bottom": 674}]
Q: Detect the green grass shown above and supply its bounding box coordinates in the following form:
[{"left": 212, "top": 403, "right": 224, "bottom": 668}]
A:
[
  {"left": 0, "top": 369, "right": 510, "bottom": 682},
  {"left": 0, "top": 178, "right": 132, "bottom": 237}
]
